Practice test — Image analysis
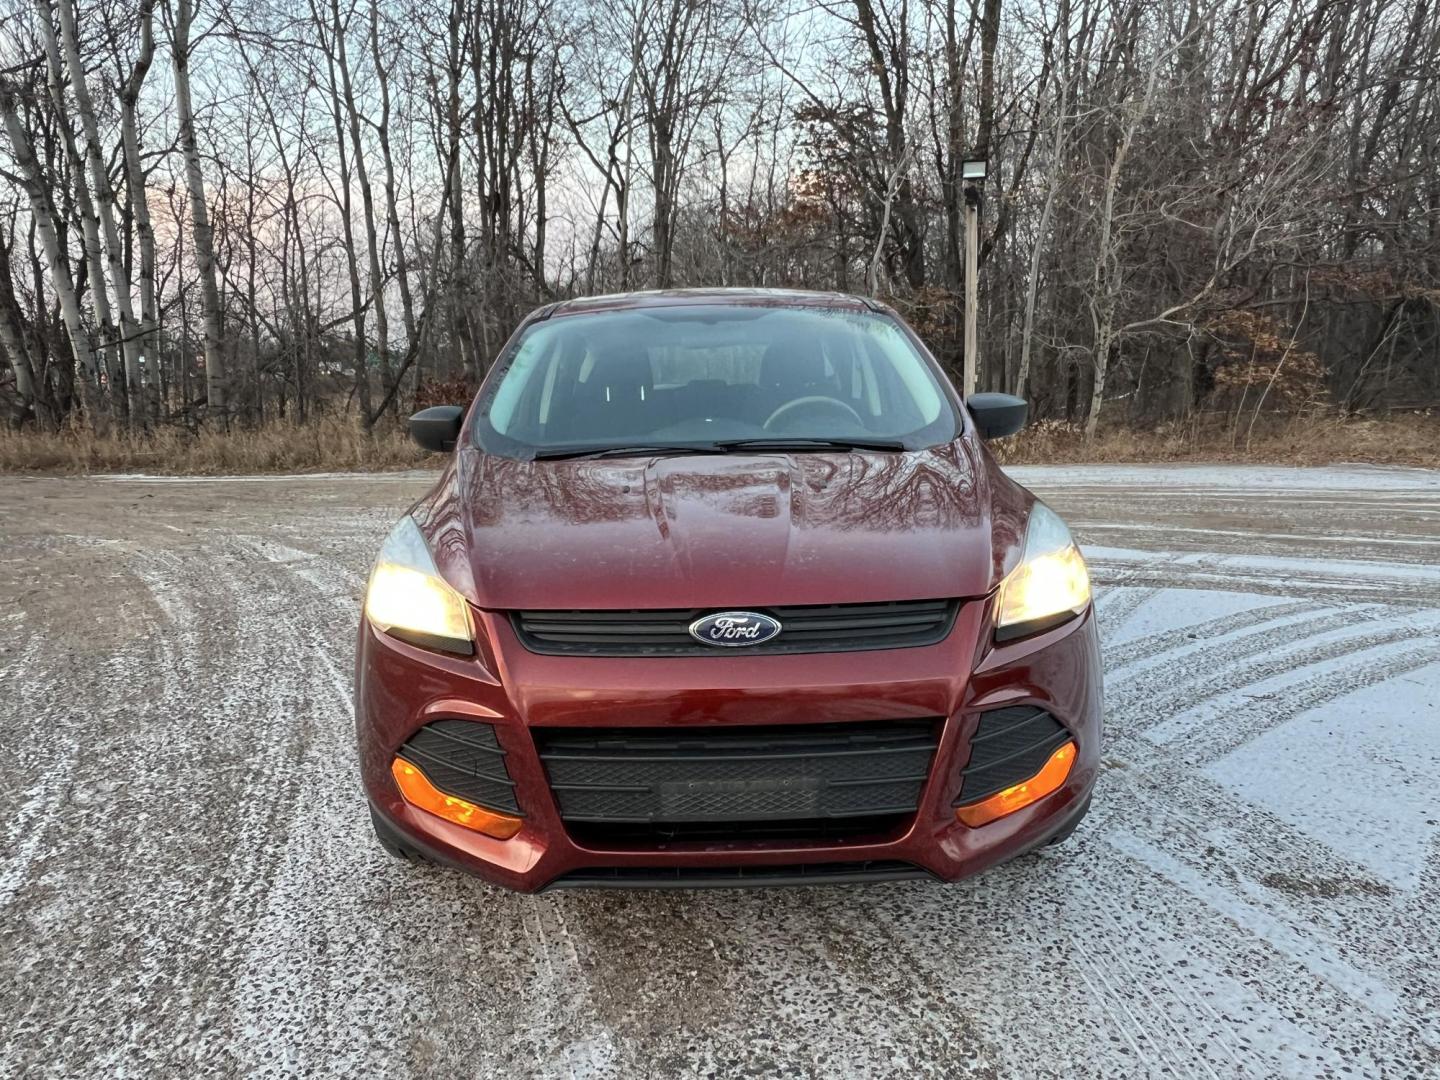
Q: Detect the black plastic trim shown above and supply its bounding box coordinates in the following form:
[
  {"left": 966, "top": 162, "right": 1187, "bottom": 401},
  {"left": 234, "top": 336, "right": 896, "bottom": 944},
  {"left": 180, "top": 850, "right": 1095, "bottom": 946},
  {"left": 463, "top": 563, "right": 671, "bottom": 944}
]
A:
[
  {"left": 535, "top": 720, "right": 940, "bottom": 833},
  {"left": 396, "top": 719, "right": 522, "bottom": 815},
  {"left": 993, "top": 609, "right": 1080, "bottom": 644},
  {"left": 563, "top": 813, "right": 911, "bottom": 846},
  {"left": 384, "top": 625, "right": 475, "bottom": 656},
  {"left": 543, "top": 860, "right": 934, "bottom": 890},
  {"left": 957, "top": 706, "right": 1072, "bottom": 804}
]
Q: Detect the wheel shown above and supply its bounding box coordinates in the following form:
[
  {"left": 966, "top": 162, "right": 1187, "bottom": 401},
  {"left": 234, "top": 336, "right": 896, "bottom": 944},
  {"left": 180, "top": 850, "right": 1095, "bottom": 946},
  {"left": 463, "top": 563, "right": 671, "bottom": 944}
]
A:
[{"left": 370, "top": 806, "right": 433, "bottom": 865}]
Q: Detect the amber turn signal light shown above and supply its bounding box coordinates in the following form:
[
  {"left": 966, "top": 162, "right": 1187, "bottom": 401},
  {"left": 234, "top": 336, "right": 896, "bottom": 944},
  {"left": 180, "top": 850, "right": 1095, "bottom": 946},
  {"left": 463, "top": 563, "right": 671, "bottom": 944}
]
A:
[
  {"left": 956, "top": 741, "right": 1076, "bottom": 827},
  {"left": 391, "top": 758, "right": 523, "bottom": 840}
]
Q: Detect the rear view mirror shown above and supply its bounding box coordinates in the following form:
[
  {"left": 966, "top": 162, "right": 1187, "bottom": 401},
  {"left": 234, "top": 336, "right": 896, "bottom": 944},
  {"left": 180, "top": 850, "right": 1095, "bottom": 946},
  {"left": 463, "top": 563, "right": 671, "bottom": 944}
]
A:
[
  {"left": 410, "top": 405, "right": 465, "bottom": 453},
  {"left": 967, "top": 393, "right": 1028, "bottom": 440}
]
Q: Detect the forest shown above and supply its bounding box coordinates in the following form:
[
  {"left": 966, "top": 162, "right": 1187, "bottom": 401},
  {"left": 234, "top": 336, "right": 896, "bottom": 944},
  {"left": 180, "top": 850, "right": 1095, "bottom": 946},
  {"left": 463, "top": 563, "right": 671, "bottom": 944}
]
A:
[{"left": 0, "top": 0, "right": 1436, "bottom": 452}]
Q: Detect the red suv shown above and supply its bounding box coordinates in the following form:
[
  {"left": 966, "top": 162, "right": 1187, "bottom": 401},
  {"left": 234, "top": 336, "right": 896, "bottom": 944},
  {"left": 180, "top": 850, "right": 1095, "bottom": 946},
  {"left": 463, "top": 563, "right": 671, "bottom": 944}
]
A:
[{"left": 356, "top": 289, "right": 1100, "bottom": 890}]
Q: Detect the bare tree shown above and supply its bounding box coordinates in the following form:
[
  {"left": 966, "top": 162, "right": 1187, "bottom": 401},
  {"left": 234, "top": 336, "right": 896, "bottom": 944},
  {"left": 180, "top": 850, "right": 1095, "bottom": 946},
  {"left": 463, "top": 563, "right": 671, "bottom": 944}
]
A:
[
  {"left": 1, "top": 0, "right": 1436, "bottom": 437},
  {"left": 0, "top": 75, "right": 99, "bottom": 411},
  {"left": 167, "top": 0, "right": 229, "bottom": 416},
  {"left": 53, "top": 0, "right": 145, "bottom": 423}
]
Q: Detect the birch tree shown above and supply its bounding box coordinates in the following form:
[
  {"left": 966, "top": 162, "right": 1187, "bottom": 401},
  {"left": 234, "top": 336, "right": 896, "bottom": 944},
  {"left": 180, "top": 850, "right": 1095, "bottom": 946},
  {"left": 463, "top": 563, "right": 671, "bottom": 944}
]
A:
[
  {"left": 0, "top": 76, "right": 99, "bottom": 409},
  {"left": 167, "top": 0, "right": 229, "bottom": 416},
  {"left": 53, "top": 0, "right": 145, "bottom": 423}
]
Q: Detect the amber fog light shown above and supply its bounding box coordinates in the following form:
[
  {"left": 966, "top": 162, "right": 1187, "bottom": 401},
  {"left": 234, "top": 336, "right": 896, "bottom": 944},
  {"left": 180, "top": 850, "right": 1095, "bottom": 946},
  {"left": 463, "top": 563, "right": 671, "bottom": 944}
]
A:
[
  {"left": 956, "top": 741, "right": 1076, "bottom": 827},
  {"left": 391, "top": 758, "right": 523, "bottom": 839}
]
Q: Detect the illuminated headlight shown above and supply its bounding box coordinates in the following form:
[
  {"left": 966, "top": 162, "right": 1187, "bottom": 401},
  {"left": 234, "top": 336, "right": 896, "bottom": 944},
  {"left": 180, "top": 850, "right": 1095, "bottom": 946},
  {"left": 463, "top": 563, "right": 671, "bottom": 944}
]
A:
[
  {"left": 364, "top": 516, "right": 474, "bottom": 655},
  {"left": 994, "top": 503, "right": 1091, "bottom": 641}
]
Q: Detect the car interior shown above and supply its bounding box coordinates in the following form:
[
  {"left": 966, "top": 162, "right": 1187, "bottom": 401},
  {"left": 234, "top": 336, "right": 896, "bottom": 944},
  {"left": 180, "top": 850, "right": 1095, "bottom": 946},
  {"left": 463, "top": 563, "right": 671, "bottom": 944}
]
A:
[{"left": 487, "top": 309, "right": 947, "bottom": 448}]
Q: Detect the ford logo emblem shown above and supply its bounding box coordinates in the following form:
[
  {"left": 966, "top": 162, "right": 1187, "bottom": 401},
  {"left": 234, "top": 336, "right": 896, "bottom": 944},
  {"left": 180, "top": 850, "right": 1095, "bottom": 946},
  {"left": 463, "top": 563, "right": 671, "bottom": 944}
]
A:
[{"left": 688, "top": 611, "right": 782, "bottom": 648}]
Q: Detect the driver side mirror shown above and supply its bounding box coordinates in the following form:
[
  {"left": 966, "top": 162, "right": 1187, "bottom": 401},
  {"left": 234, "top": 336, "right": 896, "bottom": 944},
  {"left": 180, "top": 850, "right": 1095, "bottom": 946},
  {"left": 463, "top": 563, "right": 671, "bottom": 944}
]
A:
[
  {"left": 967, "top": 393, "right": 1028, "bottom": 440},
  {"left": 410, "top": 405, "right": 465, "bottom": 453}
]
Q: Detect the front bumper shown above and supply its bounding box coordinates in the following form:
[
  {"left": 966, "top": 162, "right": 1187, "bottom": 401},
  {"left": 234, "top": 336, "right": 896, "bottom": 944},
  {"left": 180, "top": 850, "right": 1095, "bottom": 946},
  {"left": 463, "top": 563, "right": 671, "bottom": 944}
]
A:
[{"left": 355, "top": 600, "right": 1102, "bottom": 892}]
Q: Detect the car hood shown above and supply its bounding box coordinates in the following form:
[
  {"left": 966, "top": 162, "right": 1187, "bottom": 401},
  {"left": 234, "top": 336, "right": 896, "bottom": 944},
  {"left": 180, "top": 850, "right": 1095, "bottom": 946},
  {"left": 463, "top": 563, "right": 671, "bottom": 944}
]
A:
[{"left": 416, "top": 442, "right": 1026, "bottom": 611}]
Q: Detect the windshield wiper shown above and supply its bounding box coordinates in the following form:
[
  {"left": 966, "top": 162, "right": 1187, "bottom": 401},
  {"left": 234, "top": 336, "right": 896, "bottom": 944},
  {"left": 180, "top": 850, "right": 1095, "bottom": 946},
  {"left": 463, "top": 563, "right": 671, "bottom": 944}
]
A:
[
  {"left": 532, "top": 443, "right": 726, "bottom": 461},
  {"left": 533, "top": 437, "right": 908, "bottom": 460},
  {"left": 714, "top": 437, "right": 908, "bottom": 453}
]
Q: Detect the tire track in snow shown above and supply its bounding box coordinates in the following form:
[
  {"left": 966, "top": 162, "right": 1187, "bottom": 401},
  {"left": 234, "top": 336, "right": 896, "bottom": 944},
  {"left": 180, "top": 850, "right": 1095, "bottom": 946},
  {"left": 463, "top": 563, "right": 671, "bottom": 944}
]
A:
[
  {"left": 1141, "top": 636, "right": 1440, "bottom": 764},
  {"left": 1092, "top": 583, "right": 1162, "bottom": 636},
  {"left": 1102, "top": 598, "right": 1324, "bottom": 673},
  {"left": 0, "top": 637, "right": 75, "bottom": 911},
  {"left": 1106, "top": 831, "right": 1400, "bottom": 1017},
  {"left": 1083, "top": 549, "right": 1440, "bottom": 606},
  {"left": 6, "top": 545, "right": 296, "bottom": 1077},
  {"left": 226, "top": 534, "right": 622, "bottom": 1077},
  {"left": 123, "top": 550, "right": 314, "bottom": 1075},
  {"left": 221, "top": 535, "right": 401, "bottom": 1075},
  {"left": 1071, "top": 872, "right": 1227, "bottom": 1080},
  {"left": 1106, "top": 609, "right": 1440, "bottom": 739},
  {"left": 1107, "top": 764, "right": 1438, "bottom": 1036}
]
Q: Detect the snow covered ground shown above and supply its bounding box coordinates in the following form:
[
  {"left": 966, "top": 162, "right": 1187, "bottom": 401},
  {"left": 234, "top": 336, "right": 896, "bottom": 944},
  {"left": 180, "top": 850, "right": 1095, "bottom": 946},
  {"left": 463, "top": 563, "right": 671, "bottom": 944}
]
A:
[{"left": 1, "top": 464, "right": 1436, "bottom": 1077}]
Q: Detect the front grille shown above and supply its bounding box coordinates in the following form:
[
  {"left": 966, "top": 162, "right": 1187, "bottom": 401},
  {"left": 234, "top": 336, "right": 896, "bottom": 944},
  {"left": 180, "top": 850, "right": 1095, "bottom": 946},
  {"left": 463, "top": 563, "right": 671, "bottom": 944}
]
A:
[
  {"left": 535, "top": 720, "right": 940, "bottom": 843},
  {"left": 511, "top": 599, "right": 959, "bottom": 656},
  {"left": 396, "top": 719, "right": 520, "bottom": 814},
  {"left": 958, "top": 707, "right": 1071, "bottom": 803},
  {"left": 546, "top": 860, "right": 932, "bottom": 889}
]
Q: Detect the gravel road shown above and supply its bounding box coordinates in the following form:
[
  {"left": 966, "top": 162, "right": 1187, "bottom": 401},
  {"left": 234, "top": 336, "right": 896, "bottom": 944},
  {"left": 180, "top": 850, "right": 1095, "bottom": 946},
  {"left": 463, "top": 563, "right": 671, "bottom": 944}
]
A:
[{"left": 2, "top": 463, "right": 1437, "bottom": 1079}]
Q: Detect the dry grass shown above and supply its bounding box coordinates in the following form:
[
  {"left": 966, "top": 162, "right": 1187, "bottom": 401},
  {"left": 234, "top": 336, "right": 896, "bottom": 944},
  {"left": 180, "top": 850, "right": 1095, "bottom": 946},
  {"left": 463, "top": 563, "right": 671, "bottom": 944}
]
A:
[
  {"left": 992, "top": 410, "right": 1440, "bottom": 469},
  {"left": 0, "top": 415, "right": 430, "bottom": 475},
  {"left": 2, "top": 409, "right": 1435, "bottom": 475}
]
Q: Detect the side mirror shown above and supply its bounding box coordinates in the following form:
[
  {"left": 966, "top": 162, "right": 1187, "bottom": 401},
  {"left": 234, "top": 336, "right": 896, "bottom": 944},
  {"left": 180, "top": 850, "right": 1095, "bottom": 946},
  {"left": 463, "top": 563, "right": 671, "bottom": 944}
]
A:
[
  {"left": 967, "top": 393, "right": 1028, "bottom": 440},
  {"left": 410, "top": 405, "right": 465, "bottom": 453}
]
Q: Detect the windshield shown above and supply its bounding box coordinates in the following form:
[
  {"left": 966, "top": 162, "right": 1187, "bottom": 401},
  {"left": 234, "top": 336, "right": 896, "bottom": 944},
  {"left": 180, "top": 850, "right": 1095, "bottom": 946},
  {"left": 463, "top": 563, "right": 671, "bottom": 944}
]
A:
[{"left": 473, "top": 305, "right": 959, "bottom": 458}]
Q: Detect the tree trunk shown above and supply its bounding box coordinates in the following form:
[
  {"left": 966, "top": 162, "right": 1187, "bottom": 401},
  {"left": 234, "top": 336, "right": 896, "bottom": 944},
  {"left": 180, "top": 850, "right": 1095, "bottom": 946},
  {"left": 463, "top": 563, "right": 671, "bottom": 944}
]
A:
[
  {"left": 0, "top": 82, "right": 101, "bottom": 413},
  {"left": 312, "top": 0, "right": 373, "bottom": 423},
  {"left": 120, "top": 0, "right": 160, "bottom": 423},
  {"left": 55, "top": 0, "right": 146, "bottom": 426},
  {"left": 170, "top": 0, "right": 229, "bottom": 418},
  {"left": 35, "top": 2, "right": 116, "bottom": 417},
  {"left": 370, "top": 0, "right": 418, "bottom": 371},
  {"left": 1017, "top": 64, "right": 1068, "bottom": 399},
  {"left": 333, "top": 0, "right": 389, "bottom": 425},
  {"left": 0, "top": 227, "right": 47, "bottom": 427}
]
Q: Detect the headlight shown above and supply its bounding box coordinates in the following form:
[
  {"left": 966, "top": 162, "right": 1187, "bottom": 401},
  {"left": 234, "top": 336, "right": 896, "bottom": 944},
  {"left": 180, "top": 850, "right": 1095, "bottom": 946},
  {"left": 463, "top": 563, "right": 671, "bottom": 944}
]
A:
[
  {"left": 364, "top": 516, "right": 474, "bottom": 655},
  {"left": 994, "top": 503, "right": 1090, "bottom": 641}
]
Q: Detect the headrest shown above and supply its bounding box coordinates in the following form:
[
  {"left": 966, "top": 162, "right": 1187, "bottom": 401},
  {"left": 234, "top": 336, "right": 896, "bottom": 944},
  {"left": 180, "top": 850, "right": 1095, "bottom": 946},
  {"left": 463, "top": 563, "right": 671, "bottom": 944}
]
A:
[
  {"left": 584, "top": 346, "right": 654, "bottom": 397},
  {"left": 759, "top": 337, "right": 828, "bottom": 397}
]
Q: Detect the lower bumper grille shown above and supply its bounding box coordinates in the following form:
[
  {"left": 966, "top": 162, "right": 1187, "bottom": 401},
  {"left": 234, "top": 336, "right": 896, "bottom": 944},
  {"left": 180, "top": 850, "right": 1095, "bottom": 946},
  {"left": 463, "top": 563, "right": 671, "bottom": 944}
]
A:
[
  {"left": 958, "top": 706, "right": 1071, "bottom": 803},
  {"left": 397, "top": 719, "right": 520, "bottom": 814},
  {"left": 545, "top": 860, "right": 932, "bottom": 889},
  {"left": 563, "top": 813, "right": 909, "bottom": 847},
  {"left": 535, "top": 720, "right": 940, "bottom": 844}
]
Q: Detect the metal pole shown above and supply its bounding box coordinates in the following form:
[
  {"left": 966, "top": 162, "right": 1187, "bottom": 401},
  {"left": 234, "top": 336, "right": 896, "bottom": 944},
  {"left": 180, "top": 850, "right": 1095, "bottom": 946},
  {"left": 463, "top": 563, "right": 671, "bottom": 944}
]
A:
[{"left": 962, "top": 189, "right": 979, "bottom": 398}]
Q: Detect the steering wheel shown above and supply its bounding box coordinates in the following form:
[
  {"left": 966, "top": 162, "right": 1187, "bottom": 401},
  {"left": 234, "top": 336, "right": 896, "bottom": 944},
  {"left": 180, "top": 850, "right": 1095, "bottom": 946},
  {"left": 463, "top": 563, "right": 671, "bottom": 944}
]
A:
[{"left": 763, "top": 396, "right": 864, "bottom": 431}]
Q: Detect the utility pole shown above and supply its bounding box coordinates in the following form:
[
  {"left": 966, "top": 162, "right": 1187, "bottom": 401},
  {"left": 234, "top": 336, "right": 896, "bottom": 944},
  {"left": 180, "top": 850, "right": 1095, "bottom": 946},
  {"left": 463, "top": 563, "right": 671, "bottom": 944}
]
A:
[{"left": 961, "top": 158, "right": 987, "bottom": 398}]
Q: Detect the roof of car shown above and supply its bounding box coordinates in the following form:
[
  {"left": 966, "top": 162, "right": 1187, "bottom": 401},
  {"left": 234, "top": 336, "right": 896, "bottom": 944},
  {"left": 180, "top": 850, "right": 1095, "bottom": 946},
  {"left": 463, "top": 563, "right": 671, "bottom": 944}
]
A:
[{"left": 540, "top": 287, "right": 887, "bottom": 319}]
